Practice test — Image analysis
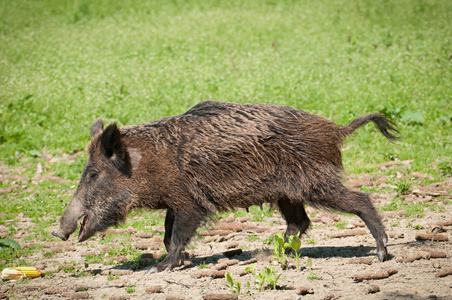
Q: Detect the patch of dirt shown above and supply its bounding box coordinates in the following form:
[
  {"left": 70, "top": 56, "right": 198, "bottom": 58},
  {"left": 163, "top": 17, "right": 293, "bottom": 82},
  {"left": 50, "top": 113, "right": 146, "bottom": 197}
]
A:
[{"left": 2, "top": 178, "right": 452, "bottom": 299}]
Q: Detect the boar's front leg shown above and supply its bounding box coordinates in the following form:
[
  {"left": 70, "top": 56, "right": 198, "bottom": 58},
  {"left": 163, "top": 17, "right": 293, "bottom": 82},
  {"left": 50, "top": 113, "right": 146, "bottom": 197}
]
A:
[
  {"left": 149, "top": 207, "right": 203, "bottom": 273},
  {"left": 164, "top": 208, "right": 175, "bottom": 253}
]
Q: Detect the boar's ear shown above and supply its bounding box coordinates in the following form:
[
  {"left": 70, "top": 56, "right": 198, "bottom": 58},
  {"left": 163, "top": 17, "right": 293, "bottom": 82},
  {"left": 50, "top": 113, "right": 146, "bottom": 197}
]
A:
[
  {"left": 100, "top": 123, "right": 132, "bottom": 176},
  {"left": 90, "top": 119, "right": 104, "bottom": 138}
]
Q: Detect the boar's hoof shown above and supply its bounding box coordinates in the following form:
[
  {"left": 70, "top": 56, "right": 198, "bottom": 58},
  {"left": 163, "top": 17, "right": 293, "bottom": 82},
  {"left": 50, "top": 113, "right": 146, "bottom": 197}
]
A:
[
  {"left": 146, "top": 261, "right": 178, "bottom": 274},
  {"left": 52, "top": 230, "right": 69, "bottom": 241},
  {"left": 146, "top": 266, "right": 159, "bottom": 274},
  {"left": 377, "top": 247, "right": 388, "bottom": 262}
]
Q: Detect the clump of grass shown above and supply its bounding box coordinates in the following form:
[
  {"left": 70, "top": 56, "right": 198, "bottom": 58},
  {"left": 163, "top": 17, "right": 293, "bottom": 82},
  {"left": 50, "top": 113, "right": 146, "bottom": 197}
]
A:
[
  {"left": 387, "top": 178, "right": 412, "bottom": 196},
  {"left": 335, "top": 220, "right": 348, "bottom": 230},
  {"left": 438, "top": 160, "right": 452, "bottom": 176}
]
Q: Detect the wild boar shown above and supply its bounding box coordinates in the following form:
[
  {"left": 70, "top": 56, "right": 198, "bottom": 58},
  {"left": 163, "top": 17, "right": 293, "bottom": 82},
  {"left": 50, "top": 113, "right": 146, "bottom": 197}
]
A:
[{"left": 52, "top": 100, "right": 399, "bottom": 272}]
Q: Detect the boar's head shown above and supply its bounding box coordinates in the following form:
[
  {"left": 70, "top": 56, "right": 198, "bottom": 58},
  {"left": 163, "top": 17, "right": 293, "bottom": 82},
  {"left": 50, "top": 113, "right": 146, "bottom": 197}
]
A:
[{"left": 52, "top": 119, "right": 138, "bottom": 242}]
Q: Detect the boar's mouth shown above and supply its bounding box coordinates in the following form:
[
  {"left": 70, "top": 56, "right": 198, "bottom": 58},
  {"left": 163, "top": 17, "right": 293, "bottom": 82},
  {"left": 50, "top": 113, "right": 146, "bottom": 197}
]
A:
[{"left": 77, "top": 212, "right": 95, "bottom": 243}]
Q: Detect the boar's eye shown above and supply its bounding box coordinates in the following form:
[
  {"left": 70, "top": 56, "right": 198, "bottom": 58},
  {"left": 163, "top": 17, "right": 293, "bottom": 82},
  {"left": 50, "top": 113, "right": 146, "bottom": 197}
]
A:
[{"left": 89, "top": 172, "right": 99, "bottom": 181}]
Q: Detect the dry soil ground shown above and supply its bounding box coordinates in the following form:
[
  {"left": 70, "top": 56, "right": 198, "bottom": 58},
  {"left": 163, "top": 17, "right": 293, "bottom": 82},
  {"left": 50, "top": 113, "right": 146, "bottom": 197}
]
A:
[{"left": 1, "top": 175, "right": 451, "bottom": 300}]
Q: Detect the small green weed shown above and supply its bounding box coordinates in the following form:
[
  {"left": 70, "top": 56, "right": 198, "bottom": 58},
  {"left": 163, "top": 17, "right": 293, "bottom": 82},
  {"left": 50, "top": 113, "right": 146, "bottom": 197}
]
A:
[
  {"left": 126, "top": 284, "right": 136, "bottom": 294},
  {"left": 306, "top": 235, "right": 316, "bottom": 245},
  {"left": 306, "top": 258, "right": 322, "bottom": 280},
  {"left": 390, "top": 221, "right": 400, "bottom": 228},
  {"left": 249, "top": 205, "right": 274, "bottom": 222},
  {"left": 335, "top": 220, "right": 347, "bottom": 230},
  {"left": 262, "top": 235, "right": 276, "bottom": 245},
  {"left": 246, "top": 233, "right": 259, "bottom": 242},
  {"left": 83, "top": 253, "right": 104, "bottom": 264},
  {"left": 198, "top": 261, "right": 208, "bottom": 269},
  {"left": 62, "top": 265, "right": 75, "bottom": 273},
  {"left": 107, "top": 274, "right": 119, "bottom": 281},
  {"left": 44, "top": 271, "right": 55, "bottom": 279}
]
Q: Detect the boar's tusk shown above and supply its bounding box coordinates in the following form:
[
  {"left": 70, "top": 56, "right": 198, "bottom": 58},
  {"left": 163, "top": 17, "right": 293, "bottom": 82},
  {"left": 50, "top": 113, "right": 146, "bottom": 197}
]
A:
[{"left": 77, "top": 213, "right": 89, "bottom": 242}]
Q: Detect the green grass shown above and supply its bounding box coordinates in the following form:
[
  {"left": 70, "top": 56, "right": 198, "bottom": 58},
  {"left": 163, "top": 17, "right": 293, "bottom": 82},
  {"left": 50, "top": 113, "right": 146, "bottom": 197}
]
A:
[
  {"left": 380, "top": 197, "right": 433, "bottom": 218},
  {"left": 335, "top": 220, "right": 348, "bottom": 230},
  {"left": 0, "top": 0, "right": 451, "bottom": 267},
  {"left": 0, "top": 0, "right": 450, "bottom": 167}
]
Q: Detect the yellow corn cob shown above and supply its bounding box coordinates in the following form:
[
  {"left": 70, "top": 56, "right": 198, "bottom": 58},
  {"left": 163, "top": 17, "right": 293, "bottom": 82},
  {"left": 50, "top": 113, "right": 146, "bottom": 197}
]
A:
[
  {"left": 14, "top": 267, "right": 44, "bottom": 278},
  {"left": 1, "top": 267, "right": 44, "bottom": 280}
]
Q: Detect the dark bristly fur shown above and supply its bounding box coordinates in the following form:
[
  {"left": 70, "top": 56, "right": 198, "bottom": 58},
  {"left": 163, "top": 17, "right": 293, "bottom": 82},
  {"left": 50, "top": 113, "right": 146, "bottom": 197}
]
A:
[{"left": 52, "top": 101, "right": 400, "bottom": 272}]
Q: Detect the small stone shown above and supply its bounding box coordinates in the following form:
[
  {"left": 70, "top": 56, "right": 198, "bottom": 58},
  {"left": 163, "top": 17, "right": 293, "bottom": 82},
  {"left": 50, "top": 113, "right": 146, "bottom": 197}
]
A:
[
  {"left": 135, "top": 231, "right": 154, "bottom": 239},
  {"left": 108, "top": 296, "right": 130, "bottom": 300},
  {"left": 296, "top": 287, "right": 314, "bottom": 295},
  {"left": 202, "top": 293, "right": 238, "bottom": 300},
  {"left": 100, "top": 269, "right": 133, "bottom": 276},
  {"left": 133, "top": 242, "right": 161, "bottom": 250},
  {"left": 108, "top": 280, "right": 126, "bottom": 288},
  {"left": 431, "top": 261, "right": 441, "bottom": 269},
  {"left": 324, "top": 293, "right": 336, "bottom": 300},
  {"left": 145, "top": 286, "right": 163, "bottom": 293},
  {"left": 236, "top": 216, "right": 250, "bottom": 223},
  {"left": 166, "top": 296, "right": 184, "bottom": 300},
  {"left": 365, "top": 285, "right": 380, "bottom": 294},
  {"left": 226, "top": 241, "right": 240, "bottom": 249}
]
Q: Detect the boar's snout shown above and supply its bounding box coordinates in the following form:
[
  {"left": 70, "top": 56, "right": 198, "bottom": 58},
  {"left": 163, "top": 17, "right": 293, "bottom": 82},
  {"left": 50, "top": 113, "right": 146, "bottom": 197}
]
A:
[
  {"left": 51, "top": 230, "right": 69, "bottom": 241},
  {"left": 52, "top": 194, "right": 86, "bottom": 242}
]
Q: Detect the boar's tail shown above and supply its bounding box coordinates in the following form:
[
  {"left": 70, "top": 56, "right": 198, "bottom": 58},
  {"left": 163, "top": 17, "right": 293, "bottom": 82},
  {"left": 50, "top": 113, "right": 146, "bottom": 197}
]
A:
[{"left": 341, "top": 114, "right": 400, "bottom": 143}]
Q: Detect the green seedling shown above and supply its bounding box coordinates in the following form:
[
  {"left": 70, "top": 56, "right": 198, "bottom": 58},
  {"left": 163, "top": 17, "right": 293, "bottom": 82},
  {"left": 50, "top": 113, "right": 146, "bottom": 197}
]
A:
[
  {"left": 225, "top": 272, "right": 234, "bottom": 294},
  {"left": 244, "top": 264, "right": 282, "bottom": 291},
  {"left": 244, "top": 264, "right": 265, "bottom": 292},
  {"left": 271, "top": 232, "right": 291, "bottom": 270},
  {"left": 263, "top": 266, "right": 282, "bottom": 290},
  {"left": 225, "top": 272, "right": 241, "bottom": 295},
  {"left": 244, "top": 263, "right": 256, "bottom": 276},
  {"left": 246, "top": 279, "right": 251, "bottom": 296},
  {"left": 287, "top": 233, "right": 302, "bottom": 271},
  {"left": 271, "top": 232, "right": 302, "bottom": 270},
  {"left": 255, "top": 270, "right": 266, "bottom": 292}
]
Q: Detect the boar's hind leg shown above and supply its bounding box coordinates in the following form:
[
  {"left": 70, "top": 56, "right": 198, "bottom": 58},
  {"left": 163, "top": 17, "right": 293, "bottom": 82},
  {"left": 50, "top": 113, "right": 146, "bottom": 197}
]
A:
[
  {"left": 278, "top": 197, "right": 310, "bottom": 251},
  {"left": 149, "top": 208, "right": 203, "bottom": 273},
  {"left": 322, "top": 185, "right": 388, "bottom": 262},
  {"left": 164, "top": 208, "right": 175, "bottom": 253}
]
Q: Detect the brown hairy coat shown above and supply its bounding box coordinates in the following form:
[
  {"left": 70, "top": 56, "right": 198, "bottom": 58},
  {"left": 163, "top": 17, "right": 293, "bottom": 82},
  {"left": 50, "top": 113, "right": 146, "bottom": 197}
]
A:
[{"left": 53, "top": 101, "right": 399, "bottom": 272}]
